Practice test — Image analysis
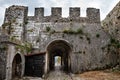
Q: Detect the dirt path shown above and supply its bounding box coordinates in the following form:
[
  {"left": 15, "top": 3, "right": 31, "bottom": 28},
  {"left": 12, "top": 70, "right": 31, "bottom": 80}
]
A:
[
  {"left": 45, "top": 70, "right": 73, "bottom": 80},
  {"left": 45, "top": 66, "right": 73, "bottom": 80}
]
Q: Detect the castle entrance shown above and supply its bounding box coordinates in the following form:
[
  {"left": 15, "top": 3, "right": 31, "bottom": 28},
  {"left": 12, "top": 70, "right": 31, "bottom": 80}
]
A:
[
  {"left": 12, "top": 54, "right": 22, "bottom": 79},
  {"left": 45, "top": 40, "right": 72, "bottom": 73}
]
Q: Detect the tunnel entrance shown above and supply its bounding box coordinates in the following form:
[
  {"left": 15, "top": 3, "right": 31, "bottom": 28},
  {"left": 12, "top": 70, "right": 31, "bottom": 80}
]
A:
[
  {"left": 12, "top": 54, "right": 22, "bottom": 79},
  {"left": 46, "top": 40, "right": 72, "bottom": 73}
]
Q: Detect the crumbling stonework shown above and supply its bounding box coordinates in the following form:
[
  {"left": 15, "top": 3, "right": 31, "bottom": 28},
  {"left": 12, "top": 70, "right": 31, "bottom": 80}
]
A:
[
  {"left": 102, "top": 1, "right": 120, "bottom": 40},
  {"left": 0, "top": 2, "right": 120, "bottom": 79},
  {"left": 102, "top": 1, "right": 120, "bottom": 70}
]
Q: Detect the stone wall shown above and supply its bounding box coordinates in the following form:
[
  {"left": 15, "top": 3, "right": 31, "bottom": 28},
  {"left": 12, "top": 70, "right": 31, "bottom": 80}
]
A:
[
  {"left": 0, "top": 34, "right": 9, "bottom": 80},
  {"left": 0, "top": 43, "right": 7, "bottom": 80},
  {"left": 3, "top": 5, "right": 28, "bottom": 41},
  {"left": 35, "top": 23, "right": 118, "bottom": 73},
  {"left": 102, "top": 1, "right": 120, "bottom": 70},
  {"left": 0, "top": 34, "right": 25, "bottom": 80},
  {"left": 102, "top": 1, "right": 120, "bottom": 40},
  {"left": 1, "top": 4, "right": 120, "bottom": 76}
]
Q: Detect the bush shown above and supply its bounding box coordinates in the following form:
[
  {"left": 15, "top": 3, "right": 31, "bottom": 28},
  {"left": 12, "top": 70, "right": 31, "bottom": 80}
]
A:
[
  {"left": 86, "top": 37, "right": 91, "bottom": 44},
  {"left": 46, "top": 26, "right": 51, "bottom": 32},
  {"left": 63, "top": 28, "right": 84, "bottom": 35},
  {"left": 77, "top": 28, "right": 83, "bottom": 34},
  {"left": 96, "top": 33, "right": 100, "bottom": 38},
  {"left": 63, "top": 29, "right": 75, "bottom": 34}
]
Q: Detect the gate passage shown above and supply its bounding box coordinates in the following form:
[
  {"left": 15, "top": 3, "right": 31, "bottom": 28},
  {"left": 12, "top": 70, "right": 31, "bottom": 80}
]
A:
[
  {"left": 46, "top": 40, "right": 72, "bottom": 73},
  {"left": 25, "top": 53, "right": 45, "bottom": 77}
]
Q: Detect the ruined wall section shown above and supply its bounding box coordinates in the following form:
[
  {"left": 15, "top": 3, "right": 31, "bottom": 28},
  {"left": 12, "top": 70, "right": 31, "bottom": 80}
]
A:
[
  {"left": 102, "top": 1, "right": 120, "bottom": 40},
  {"left": 3, "top": 5, "right": 28, "bottom": 41}
]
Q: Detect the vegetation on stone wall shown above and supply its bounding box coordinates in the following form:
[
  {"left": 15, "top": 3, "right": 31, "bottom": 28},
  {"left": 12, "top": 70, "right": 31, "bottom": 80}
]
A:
[
  {"left": 15, "top": 42, "right": 32, "bottom": 54},
  {"left": 50, "top": 29, "right": 56, "bottom": 34},
  {"left": 86, "top": 37, "right": 91, "bottom": 44},
  {"left": 96, "top": 33, "right": 100, "bottom": 38},
  {"left": 102, "top": 37, "right": 120, "bottom": 53},
  {"left": 10, "top": 36, "right": 21, "bottom": 44},
  {"left": 24, "top": 20, "right": 28, "bottom": 24},
  {"left": 2, "top": 22, "right": 11, "bottom": 29},
  {"left": 46, "top": 26, "right": 51, "bottom": 32},
  {"left": 2, "top": 18, "right": 17, "bottom": 34},
  {"left": 46, "top": 26, "right": 56, "bottom": 34},
  {"left": 109, "top": 37, "right": 120, "bottom": 49},
  {"left": 27, "top": 29, "right": 34, "bottom": 32},
  {"left": 0, "top": 45, "right": 8, "bottom": 51},
  {"left": 63, "top": 28, "right": 84, "bottom": 35}
]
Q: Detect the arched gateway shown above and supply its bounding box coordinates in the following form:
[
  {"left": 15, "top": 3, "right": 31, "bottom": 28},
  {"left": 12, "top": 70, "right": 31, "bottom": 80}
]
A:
[
  {"left": 12, "top": 54, "right": 22, "bottom": 78},
  {"left": 6, "top": 45, "right": 25, "bottom": 80},
  {"left": 45, "top": 39, "right": 72, "bottom": 73}
]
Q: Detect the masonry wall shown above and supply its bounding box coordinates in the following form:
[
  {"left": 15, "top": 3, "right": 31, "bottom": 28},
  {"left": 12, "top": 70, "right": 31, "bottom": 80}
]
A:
[
  {"left": 3, "top": 5, "right": 28, "bottom": 41},
  {"left": 102, "top": 1, "right": 120, "bottom": 70},
  {"left": 102, "top": 1, "right": 120, "bottom": 40},
  {"left": 0, "top": 35, "right": 9, "bottom": 80},
  {"left": 1, "top": 5, "right": 119, "bottom": 75},
  {"left": 25, "top": 8, "right": 117, "bottom": 73},
  {"left": 0, "top": 43, "right": 7, "bottom": 80},
  {"left": 32, "top": 22, "right": 117, "bottom": 73}
]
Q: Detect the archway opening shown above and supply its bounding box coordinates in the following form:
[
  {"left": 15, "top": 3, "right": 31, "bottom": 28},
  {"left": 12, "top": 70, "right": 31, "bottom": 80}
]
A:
[
  {"left": 46, "top": 40, "right": 72, "bottom": 73},
  {"left": 12, "top": 54, "right": 22, "bottom": 79}
]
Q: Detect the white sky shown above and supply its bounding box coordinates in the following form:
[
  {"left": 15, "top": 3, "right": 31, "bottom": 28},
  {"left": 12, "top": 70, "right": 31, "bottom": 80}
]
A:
[{"left": 0, "top": 0, "right": 119, "bottom": 25}]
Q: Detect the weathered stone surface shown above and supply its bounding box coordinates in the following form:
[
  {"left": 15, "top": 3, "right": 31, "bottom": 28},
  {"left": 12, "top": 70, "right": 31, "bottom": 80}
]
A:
[
  {"left": 0, "top": 1, "right": 120, "bottom": 79},
  {"left": 102, "top": 1, "right": 120, "bottom": 40}
]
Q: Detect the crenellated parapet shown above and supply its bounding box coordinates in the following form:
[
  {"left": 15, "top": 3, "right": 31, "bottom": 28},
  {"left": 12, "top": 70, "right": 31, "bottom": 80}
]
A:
[
  {"left": 33, "top": 7, "right": 100, "bottom": 23},
  {"left": 69, "top": 7, "right": 80, "bottom": 19},
  {"left": 35, "top": 7, "right": 44, "bottom": 21},
  {"left": 87, "top": 8, "right": 100, "bottom": 23},
  {"left": 4, "top": 5, "right": 100, "bottom": 23}
]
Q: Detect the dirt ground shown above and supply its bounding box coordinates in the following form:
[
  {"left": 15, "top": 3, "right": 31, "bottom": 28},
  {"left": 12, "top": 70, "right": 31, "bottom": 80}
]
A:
[
  {"left": 14, "top": 69, "right": 120, "bottom": 80},
  {"left": 75, "top": 70, "right": 120, "bottom": 80}
]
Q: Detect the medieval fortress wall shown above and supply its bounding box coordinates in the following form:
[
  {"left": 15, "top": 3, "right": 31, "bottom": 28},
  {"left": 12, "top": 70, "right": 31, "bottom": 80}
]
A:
[
  {"left": 102, "top": 1, "right": 120, "bottom": 40},
  {"left": 0, "top": 2, "right": 120, "bottom": 79}
]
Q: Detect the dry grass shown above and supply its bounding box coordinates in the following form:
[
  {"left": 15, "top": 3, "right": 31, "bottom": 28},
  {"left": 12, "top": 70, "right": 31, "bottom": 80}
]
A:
[{"left": 76, "top": 70, "right": 120, "bottom": 80}]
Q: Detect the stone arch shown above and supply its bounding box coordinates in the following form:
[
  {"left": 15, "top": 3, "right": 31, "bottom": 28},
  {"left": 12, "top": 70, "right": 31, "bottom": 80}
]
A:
[
  {"left": 45, "top": 39, "right": 72, "bottom": 73},
  {"left": 12, "top": 53, "right": 22, "bottom": 78},
  {"left": 6, "top": 45, "right": 25, "bottom": 80},
  {"left": 11, "top": 52, "right": 25, "bottom": 78}
]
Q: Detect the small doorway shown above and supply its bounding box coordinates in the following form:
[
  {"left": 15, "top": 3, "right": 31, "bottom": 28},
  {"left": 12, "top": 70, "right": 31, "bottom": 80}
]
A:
[{"left": 12, "top": 54, "right": 22, "bottom": 79}]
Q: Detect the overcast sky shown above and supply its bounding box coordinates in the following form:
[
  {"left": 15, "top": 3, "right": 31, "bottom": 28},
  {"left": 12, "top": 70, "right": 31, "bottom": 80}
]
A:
[{"left": 0, "top": 0, "right": 119, "bottom": 25}]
